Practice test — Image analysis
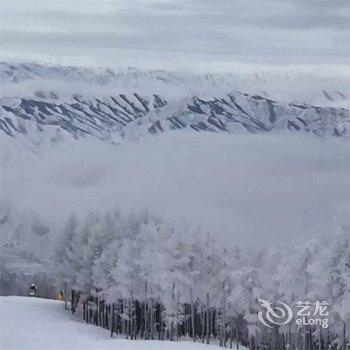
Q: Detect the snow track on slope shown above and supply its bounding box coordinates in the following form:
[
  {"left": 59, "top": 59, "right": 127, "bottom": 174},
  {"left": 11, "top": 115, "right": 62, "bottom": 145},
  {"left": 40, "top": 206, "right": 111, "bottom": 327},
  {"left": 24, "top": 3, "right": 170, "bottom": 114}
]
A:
[{"left": 0, "top": 296, "right": 246, "bottom": 350}]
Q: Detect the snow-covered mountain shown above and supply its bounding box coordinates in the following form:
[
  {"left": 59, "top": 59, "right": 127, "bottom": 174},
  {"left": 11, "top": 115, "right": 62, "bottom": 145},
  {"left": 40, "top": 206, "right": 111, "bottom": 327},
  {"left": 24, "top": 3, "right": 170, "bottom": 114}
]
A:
[
  {"left": 2, "top": 62, "right": 349, "bottom": 107},
  {"left": 1, "top": 62, "right": 349, "bottom": 142}
]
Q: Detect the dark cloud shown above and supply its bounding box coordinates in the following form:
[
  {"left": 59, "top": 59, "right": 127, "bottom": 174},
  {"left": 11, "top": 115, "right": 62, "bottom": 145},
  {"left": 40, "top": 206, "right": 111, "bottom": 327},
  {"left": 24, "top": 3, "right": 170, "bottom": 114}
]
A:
[{"left": 1, "top": 0, "right": 349, "bottom": 69}]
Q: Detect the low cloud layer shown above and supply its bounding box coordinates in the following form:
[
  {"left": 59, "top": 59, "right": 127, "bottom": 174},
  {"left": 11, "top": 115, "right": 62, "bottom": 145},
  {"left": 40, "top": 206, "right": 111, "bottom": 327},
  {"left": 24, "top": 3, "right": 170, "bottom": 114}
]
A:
[{"left": 2, "top": 132, "right": 350, "bottom": 248}]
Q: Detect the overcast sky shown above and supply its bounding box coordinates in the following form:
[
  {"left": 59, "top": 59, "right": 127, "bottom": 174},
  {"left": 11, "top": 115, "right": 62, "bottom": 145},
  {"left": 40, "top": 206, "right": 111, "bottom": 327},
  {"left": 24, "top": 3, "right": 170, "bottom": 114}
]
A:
[{"left": 1, "top": 0, "right": 350, "bottom": 72}]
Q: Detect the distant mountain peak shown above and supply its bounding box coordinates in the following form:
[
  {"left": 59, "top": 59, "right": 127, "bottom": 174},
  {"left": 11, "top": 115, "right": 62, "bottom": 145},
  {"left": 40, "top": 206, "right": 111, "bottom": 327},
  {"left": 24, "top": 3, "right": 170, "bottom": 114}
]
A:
[{"left": 1, "top": 62, "right": 349, "bottom": 142}]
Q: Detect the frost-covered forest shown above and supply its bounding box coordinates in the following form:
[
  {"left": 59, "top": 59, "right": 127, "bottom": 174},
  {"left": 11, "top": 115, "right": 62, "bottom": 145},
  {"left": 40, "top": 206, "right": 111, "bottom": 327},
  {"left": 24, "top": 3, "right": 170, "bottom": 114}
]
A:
[{"left": 53, "top": 209, "right": 350, "bottom": 349}]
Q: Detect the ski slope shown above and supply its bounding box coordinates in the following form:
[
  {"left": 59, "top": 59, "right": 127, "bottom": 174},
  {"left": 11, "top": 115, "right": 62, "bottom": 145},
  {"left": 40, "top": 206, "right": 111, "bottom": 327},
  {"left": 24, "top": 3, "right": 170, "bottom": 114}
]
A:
[{"left": 0, "top": 296, "right": 246, "bottom": 350}]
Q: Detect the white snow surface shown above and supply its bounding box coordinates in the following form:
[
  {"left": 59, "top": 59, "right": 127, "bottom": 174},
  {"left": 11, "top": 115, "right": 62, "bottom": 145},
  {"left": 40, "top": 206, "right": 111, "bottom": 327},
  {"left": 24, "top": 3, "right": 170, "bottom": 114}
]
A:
[{"left": 0, "top": 296, "right": 245, "bottom": 350}]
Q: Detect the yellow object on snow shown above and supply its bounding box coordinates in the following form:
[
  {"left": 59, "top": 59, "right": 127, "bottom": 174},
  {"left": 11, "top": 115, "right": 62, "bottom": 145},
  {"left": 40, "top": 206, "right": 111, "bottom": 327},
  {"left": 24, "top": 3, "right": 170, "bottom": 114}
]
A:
[{"left": 56, "top": 292, "right": 64, "bottom": 301}]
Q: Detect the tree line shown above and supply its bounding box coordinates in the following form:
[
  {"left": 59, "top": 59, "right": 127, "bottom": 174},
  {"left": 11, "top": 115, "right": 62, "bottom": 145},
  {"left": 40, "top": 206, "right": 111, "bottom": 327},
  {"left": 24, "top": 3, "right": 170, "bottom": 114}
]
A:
[{"left": 54, "top": 210, "right": 350, "bottom": 349}]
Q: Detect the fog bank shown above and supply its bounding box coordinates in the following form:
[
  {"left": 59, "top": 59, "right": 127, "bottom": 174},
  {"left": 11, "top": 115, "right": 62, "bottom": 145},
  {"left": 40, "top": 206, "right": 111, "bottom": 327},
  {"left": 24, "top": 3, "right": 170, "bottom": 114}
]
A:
[{"left": 2, "top": 131, "right": 350, "bottom": 247}]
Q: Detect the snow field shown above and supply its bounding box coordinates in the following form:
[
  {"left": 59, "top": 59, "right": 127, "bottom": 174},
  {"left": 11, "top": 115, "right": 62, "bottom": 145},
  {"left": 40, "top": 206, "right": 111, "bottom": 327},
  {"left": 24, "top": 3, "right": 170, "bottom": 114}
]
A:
[{"left": 0, "top": 297, "right": 247, "bottom": 350}]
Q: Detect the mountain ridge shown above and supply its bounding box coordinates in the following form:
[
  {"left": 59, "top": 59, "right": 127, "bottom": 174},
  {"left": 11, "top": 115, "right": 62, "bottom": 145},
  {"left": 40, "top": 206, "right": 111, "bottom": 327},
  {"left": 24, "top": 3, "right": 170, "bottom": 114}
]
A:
[
  {"left": 1, "top": 92, "right": 349, "bottom": 141},
  {"left": 1, "top": 62, "right": 349, "bottom": 141}
]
